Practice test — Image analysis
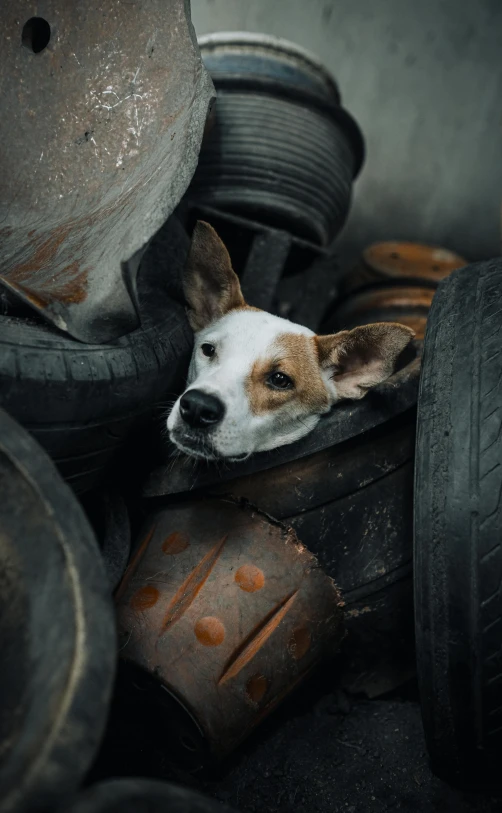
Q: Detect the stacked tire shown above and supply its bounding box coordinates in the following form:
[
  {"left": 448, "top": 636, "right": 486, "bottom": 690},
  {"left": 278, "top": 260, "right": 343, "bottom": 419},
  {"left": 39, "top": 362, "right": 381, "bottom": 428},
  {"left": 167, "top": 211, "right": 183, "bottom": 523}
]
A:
[
  {"left": 414, "top": 258, "right": 502, "bottom": 786},
  {"left": 190, "top": 32, "right": 364, "bottom": 247},
  {"left": 0, "top": 215, "right": 192, "bottom": 495},
  {"left": 0, "top": 409, "right": 116, "bottom": 813}
]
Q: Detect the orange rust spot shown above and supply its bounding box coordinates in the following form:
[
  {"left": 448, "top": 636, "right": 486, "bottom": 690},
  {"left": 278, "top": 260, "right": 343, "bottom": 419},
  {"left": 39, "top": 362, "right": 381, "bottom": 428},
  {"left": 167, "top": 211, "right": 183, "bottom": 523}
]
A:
[
  {"left": 346, "top": 286, "right": 434, "bottom": 313},
  {"left": 50, "top": 262, "right": 89, "bottom": 304},
  {"left": 235, "top": 564, "right": 265, "bottom": 592},
  {"left": 289, "top": 627, "right": 311, "bottom": 660},
  {"left": 194, "top": 616, "right": 225, "bottom": 646},
  {"left": 114, "top": 522, "right": 157, "bottom": 602},
  {"left": 2, "top": 181, "right": 147, "bottom": 311},
  {"left": 10, "top": 226, "right": 71, "bottom": 282},
  {"left": 9, "top": 265, "right": 89, "bottom": 306},
  {"left": 218, "top": 590, "right": 298, "bottom": 685},
  {"left": 364, "top": 241, "right": 466, "bottom": 282},
  {"left": 162, "top": 531, "right": 190, "bottom": 555},
  {"left": 246, "top": 674, "right": 268, "bottom": 704},
  {"left": 160, "top": 535, "right": 227, "bottom": 636},
  {"left": 336, "top": 286, "right": 432, "bottom": 338},
  {"left": 130, "top": 585, "right": 159, "bottom": 611}
]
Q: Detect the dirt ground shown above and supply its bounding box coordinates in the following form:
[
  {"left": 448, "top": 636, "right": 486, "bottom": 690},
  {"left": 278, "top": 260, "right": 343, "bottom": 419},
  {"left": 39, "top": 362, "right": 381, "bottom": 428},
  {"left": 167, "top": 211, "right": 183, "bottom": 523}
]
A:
[
  {"left": 93, "top": 669, "right": 502, "bottom": 813},
  {"left": 200, "top": 679, "right": 502, "bottom": 813}
]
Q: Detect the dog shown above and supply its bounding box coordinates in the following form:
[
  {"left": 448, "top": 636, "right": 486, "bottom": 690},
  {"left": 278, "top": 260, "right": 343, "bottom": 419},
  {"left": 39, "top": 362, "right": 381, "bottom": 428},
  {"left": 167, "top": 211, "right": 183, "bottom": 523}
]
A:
[{"left": 167, "top": 221, "right": 414, "bottom": 461}]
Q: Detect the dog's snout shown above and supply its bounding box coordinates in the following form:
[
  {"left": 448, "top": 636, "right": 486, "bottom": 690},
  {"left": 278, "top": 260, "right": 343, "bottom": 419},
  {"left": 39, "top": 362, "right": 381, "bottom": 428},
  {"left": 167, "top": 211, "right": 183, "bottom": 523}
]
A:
[{"left": 179, "top": 389, "right": 225, "bottom": 429}]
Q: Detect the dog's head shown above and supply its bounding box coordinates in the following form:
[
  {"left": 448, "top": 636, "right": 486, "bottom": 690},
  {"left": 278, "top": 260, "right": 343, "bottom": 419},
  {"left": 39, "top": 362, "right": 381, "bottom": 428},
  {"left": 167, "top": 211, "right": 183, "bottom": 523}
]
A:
[{"left": 167, "top": 221, "right": 414, "bottom": 461}]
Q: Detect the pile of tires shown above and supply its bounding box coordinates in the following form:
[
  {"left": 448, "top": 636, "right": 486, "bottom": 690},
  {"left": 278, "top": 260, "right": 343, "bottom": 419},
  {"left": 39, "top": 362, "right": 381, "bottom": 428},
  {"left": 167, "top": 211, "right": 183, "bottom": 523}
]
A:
[{"left": 142, "top": 251, "right": 502, "bottom": 791}]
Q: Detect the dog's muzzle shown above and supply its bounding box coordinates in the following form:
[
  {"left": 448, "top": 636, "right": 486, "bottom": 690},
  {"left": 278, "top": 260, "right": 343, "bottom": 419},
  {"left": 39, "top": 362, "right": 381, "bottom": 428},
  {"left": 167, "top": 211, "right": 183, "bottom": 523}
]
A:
[{"left": 179, "top": 389, "right": 225, "bottom": 430}]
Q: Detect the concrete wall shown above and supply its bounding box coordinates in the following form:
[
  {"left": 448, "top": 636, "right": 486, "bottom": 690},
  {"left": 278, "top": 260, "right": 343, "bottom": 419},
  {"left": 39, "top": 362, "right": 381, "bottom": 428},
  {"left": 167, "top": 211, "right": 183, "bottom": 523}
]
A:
[{"left": 191, "top": 0, "right": 502, "bottom": 265}]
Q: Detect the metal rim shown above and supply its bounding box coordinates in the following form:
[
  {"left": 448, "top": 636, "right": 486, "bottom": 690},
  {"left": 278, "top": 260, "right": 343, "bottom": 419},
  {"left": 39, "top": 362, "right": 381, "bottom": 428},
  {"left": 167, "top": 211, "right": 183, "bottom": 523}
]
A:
[{"left": 198, "top": 31, "right": 340, "bottom": 98}]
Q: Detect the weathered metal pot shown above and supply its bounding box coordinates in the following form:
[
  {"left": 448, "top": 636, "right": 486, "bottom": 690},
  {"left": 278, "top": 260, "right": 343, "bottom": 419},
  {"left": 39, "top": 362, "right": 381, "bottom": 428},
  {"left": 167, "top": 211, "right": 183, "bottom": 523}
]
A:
[
  {"left": 342, "top": 241, "right": 467, "bottom": 294},
  {"left": 332, "top": 285, "right": 434, "bottom": 340},
  {"left": 327, "top": 242, "right": 467, "bottom": 340},
  {"left": 0, "top": 2, "right": 214, "bottom": 342},
  {"left": 115, "top": 498, "right": 344, "bottom": 767}
]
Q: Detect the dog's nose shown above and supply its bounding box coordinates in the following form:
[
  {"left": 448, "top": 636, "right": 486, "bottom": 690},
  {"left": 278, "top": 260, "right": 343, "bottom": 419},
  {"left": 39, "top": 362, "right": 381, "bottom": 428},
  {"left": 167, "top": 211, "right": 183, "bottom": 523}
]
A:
[{"left": 179, "top": 389, "right": 225, "bottom": 429}]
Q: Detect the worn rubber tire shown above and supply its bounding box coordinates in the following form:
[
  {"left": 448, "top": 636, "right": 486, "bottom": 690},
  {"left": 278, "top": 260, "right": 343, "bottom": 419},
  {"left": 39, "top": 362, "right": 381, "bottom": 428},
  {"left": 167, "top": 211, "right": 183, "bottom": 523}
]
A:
[
  {"left": 81, "top": 488, "right": 132, "bottom": 592},
  {"left": 0, "top": 216, "right": 192, "bottom": 494},
  {"left": 0, "top": 408, "right": 116, "bottom": 813},
  {"left": 414, "top": 258, "right": 502, "bottom": 785},
  {"left": 61, "top": 779, "right": 241, "bottom": 813}
]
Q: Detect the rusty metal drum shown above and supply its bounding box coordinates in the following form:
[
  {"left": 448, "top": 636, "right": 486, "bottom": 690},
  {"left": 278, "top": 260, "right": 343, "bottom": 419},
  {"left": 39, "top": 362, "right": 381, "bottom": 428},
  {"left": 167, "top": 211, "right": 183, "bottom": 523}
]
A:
[
  {"left": 342, "top": 241, "right": 467, "bottom": 295},
  {"left": 328, "top": 241, "right": 467, "bottom": 340},
  {"left": 0, "top": 1, "right": 213, "bottom": 342},
  {"left": 115, "top": 498, "right": 344, "bottom": 765},
  {"left": 332, "top": 285, "right": 435, "bottom": 340}
]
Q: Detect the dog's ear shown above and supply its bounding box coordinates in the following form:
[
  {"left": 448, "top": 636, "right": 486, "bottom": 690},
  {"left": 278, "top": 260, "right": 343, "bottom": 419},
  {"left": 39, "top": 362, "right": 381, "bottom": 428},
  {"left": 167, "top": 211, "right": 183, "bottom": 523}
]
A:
[
  {"left": 183, "top": 220, "right": 245, "bottom": 331},
  {"left": 316, "top": 322, "right": 415, "bottom": 401}
]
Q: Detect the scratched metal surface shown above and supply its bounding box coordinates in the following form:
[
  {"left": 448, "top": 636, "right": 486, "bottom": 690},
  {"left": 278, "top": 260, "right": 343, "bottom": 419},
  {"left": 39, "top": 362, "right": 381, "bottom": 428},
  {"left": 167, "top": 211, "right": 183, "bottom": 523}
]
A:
[
  {"left": 0, "top": 1, "right": 214, "bottom": 342},
  {"left": 115, "top": 498, "right": 343, "bottom": 760}
]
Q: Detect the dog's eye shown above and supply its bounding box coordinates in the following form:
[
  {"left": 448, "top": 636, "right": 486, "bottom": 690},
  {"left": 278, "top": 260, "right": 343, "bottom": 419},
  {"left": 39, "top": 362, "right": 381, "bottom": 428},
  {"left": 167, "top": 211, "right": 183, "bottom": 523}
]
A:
[
  {"left": 267, "top": 371, "right": 294, "bottom": 390},
  {"left": 201, "top": 343, "right": 215, "bottom": 358}
]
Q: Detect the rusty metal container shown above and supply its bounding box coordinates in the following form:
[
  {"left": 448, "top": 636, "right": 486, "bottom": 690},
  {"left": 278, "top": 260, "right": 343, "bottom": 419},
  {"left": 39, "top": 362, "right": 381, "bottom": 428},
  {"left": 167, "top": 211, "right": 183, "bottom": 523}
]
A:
[
  {"left": 333, "top": 285, "right": 435, "bottom": 339},
  {"left": 0, "top": 1, "right": 213, "bottom": 343},
  {"left": 327, "top": 241, "right": 467, "bottom": 340},
  {"left": 115, "top": 498, "right": 344, "bottom": 766},
  {"left": 342, "top": 241, "right": 467, "bottom": 294}
]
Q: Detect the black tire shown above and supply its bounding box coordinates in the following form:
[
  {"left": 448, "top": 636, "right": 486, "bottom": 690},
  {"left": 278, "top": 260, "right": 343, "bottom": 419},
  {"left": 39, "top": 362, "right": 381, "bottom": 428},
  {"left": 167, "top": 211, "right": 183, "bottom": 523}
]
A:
[
  {"left": 82, "top": 488, "right": 132, "bottom": 592},
  {"left": 61, "top": 779, "right": 240, "bottom": 813},
  {"left": 414, "top": 258, "right": 502, "bottom": 785},
  {"left": 0, "top": 216, "right": 192, "bottom": 494},
  {"left": 0, "top": 408, "right": 116, "bottom": 813}
]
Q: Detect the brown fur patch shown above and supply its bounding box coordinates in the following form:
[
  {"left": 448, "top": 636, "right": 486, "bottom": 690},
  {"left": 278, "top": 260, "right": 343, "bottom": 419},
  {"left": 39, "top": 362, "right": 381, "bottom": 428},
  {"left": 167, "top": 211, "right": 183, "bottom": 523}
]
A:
[
  {"left": 230, "top": 304, "right": 262, "bottom": 314},
  {"left": 183, "top": 221, "right": 245, "bottom": 331},
  {"left": 246, "top": 333, "right": 329, "bottom": 416}
]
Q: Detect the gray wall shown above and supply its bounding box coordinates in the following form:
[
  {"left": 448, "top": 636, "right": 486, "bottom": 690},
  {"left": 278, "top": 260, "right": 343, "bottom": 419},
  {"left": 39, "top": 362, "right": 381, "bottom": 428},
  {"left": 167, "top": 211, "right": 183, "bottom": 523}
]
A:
[{"left": 191, "top": 0, "right": 502, "bottom": 265}]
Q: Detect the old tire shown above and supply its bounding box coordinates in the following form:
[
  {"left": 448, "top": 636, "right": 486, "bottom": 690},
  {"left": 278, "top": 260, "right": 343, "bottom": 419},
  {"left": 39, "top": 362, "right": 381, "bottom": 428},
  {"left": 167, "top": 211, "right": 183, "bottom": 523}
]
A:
[
  {"left": 414, "top": 258, "right": 502, "bottom": 785},
  {"left": 61, "top": 779, "right": 240, "bottom": 813},
  {"left": 0, "top": 216, "right": 192, "bottom": 494},
  {"left": 191, "top": 33, "right": 364, "bottom": 246},
  {"left": 0, "top": 408, "right": 116, "bottom": 813},
  {"left": 82, "top": 488, "right": 132, "bottom": 592}
]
